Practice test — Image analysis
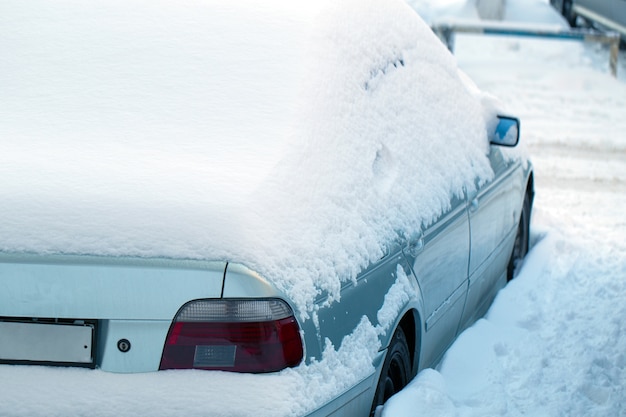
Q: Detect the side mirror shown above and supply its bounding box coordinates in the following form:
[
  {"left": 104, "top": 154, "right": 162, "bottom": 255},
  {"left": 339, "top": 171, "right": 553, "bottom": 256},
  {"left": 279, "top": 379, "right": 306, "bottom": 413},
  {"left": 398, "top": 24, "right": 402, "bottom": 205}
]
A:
[{"left": 490, "top": 116, "right": 520, "bottom": 147}]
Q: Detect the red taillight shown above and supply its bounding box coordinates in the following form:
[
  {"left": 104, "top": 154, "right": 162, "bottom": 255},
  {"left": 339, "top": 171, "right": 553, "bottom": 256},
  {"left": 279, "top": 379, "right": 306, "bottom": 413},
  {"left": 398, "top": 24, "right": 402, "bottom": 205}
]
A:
[{"left": 159, "top": 299, "right": 303, "bottom": 373}]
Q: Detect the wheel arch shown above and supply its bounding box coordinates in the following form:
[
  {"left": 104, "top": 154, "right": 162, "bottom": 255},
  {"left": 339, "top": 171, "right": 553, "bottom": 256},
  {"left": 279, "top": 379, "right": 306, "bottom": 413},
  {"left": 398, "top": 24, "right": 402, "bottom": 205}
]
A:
[
  {"left": 398, "top": 309, "right": 422, "bottom": 377},
  {"left": 526, "top": 171, "right": 534, "bottom": 203},
  {"left": 525, "top": 171, "right": 535, "bottom": 220}
]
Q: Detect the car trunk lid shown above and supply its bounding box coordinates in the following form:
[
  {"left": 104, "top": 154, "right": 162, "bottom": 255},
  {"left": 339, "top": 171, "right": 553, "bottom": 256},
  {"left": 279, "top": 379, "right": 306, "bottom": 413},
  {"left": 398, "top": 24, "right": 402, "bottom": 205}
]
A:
[{"left": 0, "top": 253, "right": 226, "bottom": 321}]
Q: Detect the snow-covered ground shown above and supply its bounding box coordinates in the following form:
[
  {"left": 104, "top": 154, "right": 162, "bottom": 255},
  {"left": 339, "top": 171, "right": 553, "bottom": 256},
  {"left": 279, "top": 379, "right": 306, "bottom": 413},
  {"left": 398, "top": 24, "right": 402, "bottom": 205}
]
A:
[{"left": 384, "top": 9, "right": 626, "bottom": 417}]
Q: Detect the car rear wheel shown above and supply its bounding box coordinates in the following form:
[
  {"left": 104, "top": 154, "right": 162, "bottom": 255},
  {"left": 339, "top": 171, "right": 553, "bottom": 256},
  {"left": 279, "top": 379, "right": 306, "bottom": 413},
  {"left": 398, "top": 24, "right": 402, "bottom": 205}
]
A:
[
  {"left": 562, "top": 0, "right": 576, "bottom": 26},
  {"left": 507, "top": 194, "right": 531, "bottom": 281},
  {"left": 370, "top": 326, "right": 411, "bottom": 416},
  {"left": 551, "top": 0, "right": 576, "bottom": 26}
]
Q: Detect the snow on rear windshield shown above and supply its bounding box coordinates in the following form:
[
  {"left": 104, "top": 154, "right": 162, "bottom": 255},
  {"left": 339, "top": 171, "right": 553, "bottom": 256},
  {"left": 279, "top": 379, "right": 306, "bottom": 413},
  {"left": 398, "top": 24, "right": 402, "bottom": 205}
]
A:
[{"left": 0, "top": 0, "right": 496, "bottom": 315}]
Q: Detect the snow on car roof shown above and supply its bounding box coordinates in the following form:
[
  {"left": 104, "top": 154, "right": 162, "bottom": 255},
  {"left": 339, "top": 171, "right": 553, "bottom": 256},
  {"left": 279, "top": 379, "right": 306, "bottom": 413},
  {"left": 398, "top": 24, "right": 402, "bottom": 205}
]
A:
[{"left": 0, "top": 0, "right": 496, "bottom": 315}]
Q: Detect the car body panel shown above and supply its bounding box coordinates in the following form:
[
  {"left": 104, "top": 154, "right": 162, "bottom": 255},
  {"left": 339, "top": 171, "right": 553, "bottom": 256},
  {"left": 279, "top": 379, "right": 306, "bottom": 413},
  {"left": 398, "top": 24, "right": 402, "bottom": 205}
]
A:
[
  {"left": 98, "top": 319, "right": 172, "bottom": 372},
  {"left": 222, "top": 263, "right": 288, "bottom": 299},
  {"left": 316, "top": 248, "right": 410, "bottom": 351},
  {"left": 460, "top": 148, "right": 525, "bottom": 329},
  {"left": 0, "top": 254, "right": 225, "bottom": 320},
  {"left": 468, "top": 148, "right": 521, "bottom": 276},
  {"left": 0, "top": 255, "right": 226, "bottom": 373},
  {"left": 574, "top": 0, "right": 626, "bottom": 38},
  {"left": 402, "top": 194, "right": 470, "bottom": 369}
]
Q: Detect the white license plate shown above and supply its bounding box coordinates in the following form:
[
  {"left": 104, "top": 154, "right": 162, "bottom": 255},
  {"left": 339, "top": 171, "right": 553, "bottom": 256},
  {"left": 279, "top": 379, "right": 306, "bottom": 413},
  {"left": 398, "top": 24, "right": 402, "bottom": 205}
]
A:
[{"left": 0, "top": 321, "right": 94, "bottom": 366}]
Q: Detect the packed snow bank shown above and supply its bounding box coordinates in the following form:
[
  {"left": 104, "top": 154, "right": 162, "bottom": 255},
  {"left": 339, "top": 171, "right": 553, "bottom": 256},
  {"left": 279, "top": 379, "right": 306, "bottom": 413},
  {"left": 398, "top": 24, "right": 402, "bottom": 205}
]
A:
[
  {"left": 385, "top": 229, "right": 626, "bottom": 416},
  {"left": 0, "top": 0, "right": 497, "bottom": 315}
]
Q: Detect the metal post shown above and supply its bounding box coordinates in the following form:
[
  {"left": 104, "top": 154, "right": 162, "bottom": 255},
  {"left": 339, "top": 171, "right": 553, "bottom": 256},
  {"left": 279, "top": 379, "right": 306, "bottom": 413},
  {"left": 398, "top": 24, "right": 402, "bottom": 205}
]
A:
[{"left": 609, "top": 37, "right": 619, "bottom": 78}]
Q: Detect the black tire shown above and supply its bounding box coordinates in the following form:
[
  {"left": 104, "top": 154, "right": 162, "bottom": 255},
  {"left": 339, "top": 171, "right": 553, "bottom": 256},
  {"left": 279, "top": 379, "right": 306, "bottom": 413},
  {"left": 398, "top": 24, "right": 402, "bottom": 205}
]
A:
[
  {"left": 507, "top": 194, "right": 531, "bottom": 281},
  {"left": 551, "top": 0, "right": 576, "bottom": 26},
  {"left": 370, "top": 326, "right": 412, "bottom": 416},
  {"left": 562, "top": 0, "right": 577, "bottom": 27},
  {"left": 550, "top": 0, "right": 564, "bottom": 13}
]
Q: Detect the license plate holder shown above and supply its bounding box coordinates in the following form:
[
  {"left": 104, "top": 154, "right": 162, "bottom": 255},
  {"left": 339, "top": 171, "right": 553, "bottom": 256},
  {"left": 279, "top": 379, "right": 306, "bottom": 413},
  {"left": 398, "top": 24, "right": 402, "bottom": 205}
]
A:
[{"left": 0, "top": 319, "right": 96, "bottom": 368}]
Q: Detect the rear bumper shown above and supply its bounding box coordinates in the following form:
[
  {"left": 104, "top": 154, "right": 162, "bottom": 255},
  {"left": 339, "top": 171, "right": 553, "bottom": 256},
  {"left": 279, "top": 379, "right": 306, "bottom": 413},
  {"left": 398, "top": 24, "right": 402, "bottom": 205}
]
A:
[
  {"left": 0, "top": 351, "right": 385, "bottom": 417},
  {"left": 0, "top": 253, "right": 226, "bottom": 320}
]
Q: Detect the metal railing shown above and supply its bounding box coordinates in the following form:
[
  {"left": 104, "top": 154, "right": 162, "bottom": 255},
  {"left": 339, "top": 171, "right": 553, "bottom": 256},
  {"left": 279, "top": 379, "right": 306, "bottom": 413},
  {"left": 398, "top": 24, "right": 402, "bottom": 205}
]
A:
[{"left": 432, "top": 20, "right": 621, "bottom": 77}]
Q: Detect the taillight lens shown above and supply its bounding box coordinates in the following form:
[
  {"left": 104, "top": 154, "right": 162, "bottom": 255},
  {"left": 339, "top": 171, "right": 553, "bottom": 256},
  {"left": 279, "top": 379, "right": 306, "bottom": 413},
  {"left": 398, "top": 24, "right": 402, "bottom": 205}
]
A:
[{"left": 159, "top": 299, "right": 303, "bottom": 373}]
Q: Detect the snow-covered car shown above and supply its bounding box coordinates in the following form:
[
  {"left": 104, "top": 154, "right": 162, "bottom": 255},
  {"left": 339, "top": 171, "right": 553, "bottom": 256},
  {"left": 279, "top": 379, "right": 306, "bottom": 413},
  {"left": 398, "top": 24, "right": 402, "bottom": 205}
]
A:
[{"left": 0, "top": 0, "right": 533, "bottom": 416}]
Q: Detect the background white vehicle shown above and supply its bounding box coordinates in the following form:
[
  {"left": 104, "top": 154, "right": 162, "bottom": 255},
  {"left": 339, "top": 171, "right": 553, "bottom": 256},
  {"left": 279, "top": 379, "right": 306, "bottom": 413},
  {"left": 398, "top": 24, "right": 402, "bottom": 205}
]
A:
[{"left": 551, "top": 0, "right": 626, "bottom": 40}]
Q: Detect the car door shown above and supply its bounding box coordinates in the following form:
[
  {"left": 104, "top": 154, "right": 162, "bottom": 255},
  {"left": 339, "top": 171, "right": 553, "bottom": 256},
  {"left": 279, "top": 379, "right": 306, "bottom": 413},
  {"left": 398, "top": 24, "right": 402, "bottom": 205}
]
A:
[
  {"left": 403, "top": 194, "right": 470, "bottom": 369},
  {"left": 460, "top": 145, "right": 523, "bottom": 329}
]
